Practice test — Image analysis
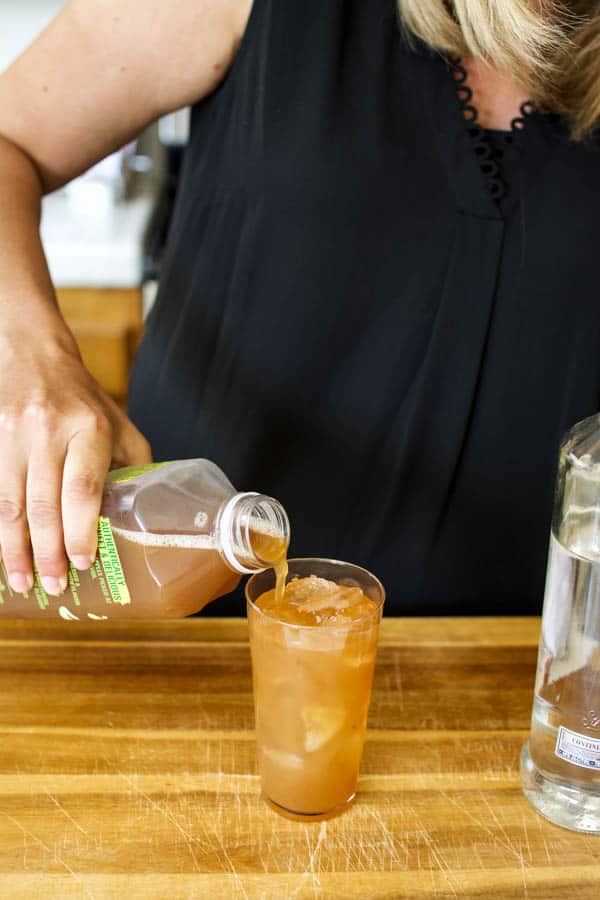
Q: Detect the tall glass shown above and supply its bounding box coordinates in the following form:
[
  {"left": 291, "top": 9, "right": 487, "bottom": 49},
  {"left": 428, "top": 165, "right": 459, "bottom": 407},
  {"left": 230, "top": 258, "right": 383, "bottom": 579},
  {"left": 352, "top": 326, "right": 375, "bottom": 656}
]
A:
[{"left": 247, "top": 558, "right": 384, "bottom": 819}]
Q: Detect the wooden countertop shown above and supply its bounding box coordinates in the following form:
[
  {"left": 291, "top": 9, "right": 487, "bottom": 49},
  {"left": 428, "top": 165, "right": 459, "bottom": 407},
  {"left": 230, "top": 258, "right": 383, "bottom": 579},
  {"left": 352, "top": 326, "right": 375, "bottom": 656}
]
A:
[{"left": 1, "top": 617, "right": 599, "bottom": 898}]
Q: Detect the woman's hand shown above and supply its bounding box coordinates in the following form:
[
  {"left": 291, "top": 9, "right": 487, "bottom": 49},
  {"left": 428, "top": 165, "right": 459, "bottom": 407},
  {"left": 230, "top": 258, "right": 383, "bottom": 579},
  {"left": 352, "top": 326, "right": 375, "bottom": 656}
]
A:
[
  {"left": 0, "top": 0, "right": 253, "bottom": 598},
  {"left": 0, "top": 329, "right": 151, "bottom": 596}
]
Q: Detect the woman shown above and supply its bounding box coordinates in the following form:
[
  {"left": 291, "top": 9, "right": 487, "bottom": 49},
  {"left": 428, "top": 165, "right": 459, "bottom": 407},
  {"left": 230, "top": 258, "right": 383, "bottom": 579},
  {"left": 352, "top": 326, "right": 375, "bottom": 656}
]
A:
[{"left": 0, "top": 0, "right": 598, "bottom": 615}]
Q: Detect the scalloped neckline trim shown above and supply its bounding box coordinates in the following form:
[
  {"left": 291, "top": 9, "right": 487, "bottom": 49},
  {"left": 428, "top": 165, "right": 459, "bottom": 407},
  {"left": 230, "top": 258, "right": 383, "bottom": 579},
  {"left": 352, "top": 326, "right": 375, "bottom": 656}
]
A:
[{"left": 449, "top": 57, "right": 536, "bottom": 203}]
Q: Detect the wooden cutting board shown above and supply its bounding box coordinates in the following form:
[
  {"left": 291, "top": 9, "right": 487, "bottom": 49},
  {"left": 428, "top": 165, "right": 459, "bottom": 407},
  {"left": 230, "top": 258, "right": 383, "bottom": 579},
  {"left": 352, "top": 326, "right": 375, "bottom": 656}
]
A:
[{"left": 0, "top": 616, "right": 599, "bottom": 899}]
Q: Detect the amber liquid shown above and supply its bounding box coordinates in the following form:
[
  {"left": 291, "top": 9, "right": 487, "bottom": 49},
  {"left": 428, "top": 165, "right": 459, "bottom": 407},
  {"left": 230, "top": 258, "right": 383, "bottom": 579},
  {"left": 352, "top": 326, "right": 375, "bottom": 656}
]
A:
[
  {"left": 274, "top": 557, "right": 289, "bottom": 605},
  {"left": 0, "top": 527, "right": 289, "bottom": 620},
  {"left": 248, "top": 576, "right": 381, "bottom": 816},
  {"left": 248, "top": 528, "right": 288, "bottom": 605}
]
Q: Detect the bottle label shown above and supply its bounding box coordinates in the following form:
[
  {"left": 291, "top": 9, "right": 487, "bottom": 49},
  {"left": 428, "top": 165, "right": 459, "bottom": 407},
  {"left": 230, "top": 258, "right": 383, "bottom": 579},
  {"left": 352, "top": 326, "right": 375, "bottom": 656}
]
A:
[
  {"left": 555, "top": 725, "right": 600, "bottom": 770},
  {"left": 105, "top": 461, "right": 169, "bottom": 485},
  {"left": 96, "top": 516, "right": 131, "bottom": 606},
  {"left": 0, "top": 516, "right": 131, "bottom": 617}
]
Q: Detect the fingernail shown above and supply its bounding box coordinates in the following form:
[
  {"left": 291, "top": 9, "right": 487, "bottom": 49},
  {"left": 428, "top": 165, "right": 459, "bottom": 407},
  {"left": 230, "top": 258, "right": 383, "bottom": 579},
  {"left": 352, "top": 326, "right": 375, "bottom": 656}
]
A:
[
  {"left": 9, "top": 572, "right": 33, "bottom": 593},
  {"left": 41, "top": 575, "right": 67, "bottom": 597},
  {"left": 71, "top": 555, "right": 93, "bottom": 571}
]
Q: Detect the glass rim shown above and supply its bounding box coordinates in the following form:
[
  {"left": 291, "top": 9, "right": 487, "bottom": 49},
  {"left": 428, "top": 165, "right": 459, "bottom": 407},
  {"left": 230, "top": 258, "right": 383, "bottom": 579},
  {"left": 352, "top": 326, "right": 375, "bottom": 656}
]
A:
[{"left": 245, "top": 556, "right": 385, "bottom": 630}]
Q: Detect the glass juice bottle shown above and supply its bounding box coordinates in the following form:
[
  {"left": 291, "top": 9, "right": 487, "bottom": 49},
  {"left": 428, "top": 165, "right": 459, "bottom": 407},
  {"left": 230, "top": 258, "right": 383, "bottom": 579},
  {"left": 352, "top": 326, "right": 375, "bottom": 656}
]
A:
[{"left": 521, "top": 414, "right": 600, "bottom": 832}]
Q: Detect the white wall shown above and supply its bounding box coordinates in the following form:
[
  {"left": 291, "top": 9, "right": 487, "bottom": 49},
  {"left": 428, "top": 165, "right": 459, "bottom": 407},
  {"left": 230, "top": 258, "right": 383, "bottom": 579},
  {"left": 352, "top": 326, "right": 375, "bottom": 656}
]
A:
[{"left": 0, "top": 1, "right": 67, "bottom": 74}]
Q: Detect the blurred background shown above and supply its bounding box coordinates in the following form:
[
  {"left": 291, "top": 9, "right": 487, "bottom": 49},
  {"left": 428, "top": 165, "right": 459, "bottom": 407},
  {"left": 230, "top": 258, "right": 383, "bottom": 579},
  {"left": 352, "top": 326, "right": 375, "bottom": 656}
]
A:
[{"left": 1, "top": 1, "right": 189, "bottom": 407}]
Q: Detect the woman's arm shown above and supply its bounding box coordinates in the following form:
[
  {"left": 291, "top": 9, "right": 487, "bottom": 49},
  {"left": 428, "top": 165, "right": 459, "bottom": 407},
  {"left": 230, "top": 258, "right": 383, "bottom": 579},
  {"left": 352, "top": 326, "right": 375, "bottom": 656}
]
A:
[{"left": 0, "top": 0, "right": 252, "bottom": 597}]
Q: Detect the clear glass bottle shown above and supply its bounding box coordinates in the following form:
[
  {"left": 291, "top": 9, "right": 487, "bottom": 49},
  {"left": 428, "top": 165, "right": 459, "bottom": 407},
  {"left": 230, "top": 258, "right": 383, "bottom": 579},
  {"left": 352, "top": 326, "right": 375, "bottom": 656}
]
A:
[
  {"left": 521, "top": 414, "right": 600, "bottom": 833},
  {"left": 0, "top": 459, "right": 290, "bottom": 620}
]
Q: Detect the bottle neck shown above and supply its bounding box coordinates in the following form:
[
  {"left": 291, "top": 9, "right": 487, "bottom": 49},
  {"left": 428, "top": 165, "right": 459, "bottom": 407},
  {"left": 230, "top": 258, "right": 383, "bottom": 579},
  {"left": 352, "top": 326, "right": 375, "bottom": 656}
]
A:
[{"left": 217, "top": 492, "right": 290, "bottom": 574}]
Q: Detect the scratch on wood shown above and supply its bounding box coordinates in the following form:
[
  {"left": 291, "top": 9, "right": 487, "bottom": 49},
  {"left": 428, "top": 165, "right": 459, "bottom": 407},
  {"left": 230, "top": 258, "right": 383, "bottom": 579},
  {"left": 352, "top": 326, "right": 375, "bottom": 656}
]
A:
[
  {"left": 114, "top": 770, "right": 201, "bottom": 872},
  {"left": 45, "top": 792, "right": 91, "bottom": 838},
  {"left": 520, "top": 810, "right": 534, "bottom": 865},
  {"left": 211, "top": 827, "right": 250, "bottom": 900},
  {"left": 478, "top": 790, "right": 520, "bottom": 859},
  {"left": 0, "top": 810, "right": 96, "bottom": 899},
  {"left": 306, "top": 821, "right": 326, "bottom": 895},
  {"left": 288, "top": 821, "right": 327, "bottom": 900},
  {"left": 365, "top": 806, "right": 406, "bottom": 871},
  {"left": 519, "top": 808, "right": 533, "bottom": 899},
  {"left": 439, "top": 789, "right": 524, "bottom": 864},
  {"left": 411, "top": 807, "right": 459, "bottom": 899},
  {"left": 520, "top": 853, "right": 530, "bottom": 899}
]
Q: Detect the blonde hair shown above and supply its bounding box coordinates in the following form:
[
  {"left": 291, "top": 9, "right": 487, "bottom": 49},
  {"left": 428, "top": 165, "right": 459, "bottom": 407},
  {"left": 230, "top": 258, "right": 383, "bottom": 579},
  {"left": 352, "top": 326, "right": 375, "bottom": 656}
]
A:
[{"left": 397, "top": 1, "right": 600, "bottom": 139}]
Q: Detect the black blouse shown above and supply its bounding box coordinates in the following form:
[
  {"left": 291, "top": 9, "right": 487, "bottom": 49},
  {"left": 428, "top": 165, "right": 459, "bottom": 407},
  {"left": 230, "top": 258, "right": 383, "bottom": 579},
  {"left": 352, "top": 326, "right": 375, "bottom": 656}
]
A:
[{"left": 129, "top": 0, "right": 600, "bottom": 616}]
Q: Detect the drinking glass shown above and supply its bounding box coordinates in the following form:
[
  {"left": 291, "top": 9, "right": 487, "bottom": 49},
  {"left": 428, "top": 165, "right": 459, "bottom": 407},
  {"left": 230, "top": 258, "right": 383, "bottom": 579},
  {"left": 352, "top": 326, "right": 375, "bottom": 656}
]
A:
[{"left": 247, "top": 558, "right": 385, "bottom": 819}]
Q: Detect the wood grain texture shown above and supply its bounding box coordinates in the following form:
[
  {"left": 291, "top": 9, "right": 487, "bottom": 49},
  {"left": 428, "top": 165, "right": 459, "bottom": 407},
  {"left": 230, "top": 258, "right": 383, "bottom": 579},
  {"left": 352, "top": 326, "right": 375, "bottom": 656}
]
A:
[{"left": 0, "top": 616, "right": 599, "bottom": 899}]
